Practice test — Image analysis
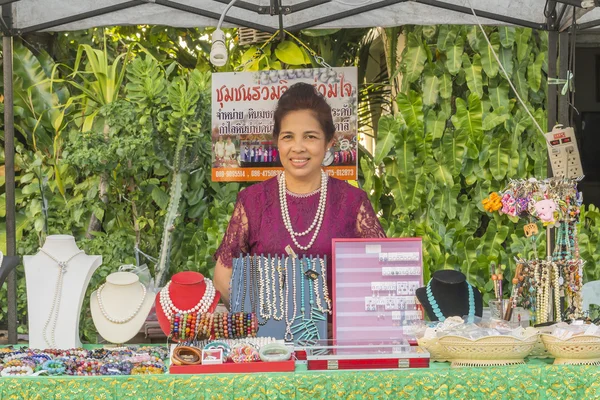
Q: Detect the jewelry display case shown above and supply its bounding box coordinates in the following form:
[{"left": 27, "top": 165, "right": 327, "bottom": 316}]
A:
[
  {"left": 297, "top": 339, "right": 429, "bottom": 370},
  {"left": 332, "top": 238, "right": 424, "bottom": 342}
]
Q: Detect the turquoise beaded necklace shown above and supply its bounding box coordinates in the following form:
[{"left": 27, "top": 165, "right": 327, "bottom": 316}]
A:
[{"left": 426, "top": 279, "right": 475, "bottom": 323}]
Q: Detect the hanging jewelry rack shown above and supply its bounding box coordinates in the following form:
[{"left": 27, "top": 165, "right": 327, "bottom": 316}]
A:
[{"left": 230, "top": 253, "right": 331, "bottom": 342}]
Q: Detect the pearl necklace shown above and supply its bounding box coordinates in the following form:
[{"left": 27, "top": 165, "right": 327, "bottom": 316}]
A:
[
  {"left": 279, "top": 170, "right": 328, "bottom": 251},
  {"left": 284, "top": 257, "right": 297, "bottom": 341},
  {"left": 159, "top": 279, "right": 216, "bottom": 321},
  {"left": 96, "top": 282, "right": 147, "bottom": 324},
  {"left": 39, "top": 248, "right": 85, "bottom": 348},
  {"left": 286, "top": 187, "right": 321, "bottom": 198}
]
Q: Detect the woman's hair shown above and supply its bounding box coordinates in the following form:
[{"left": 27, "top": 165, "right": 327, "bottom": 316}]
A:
[{"left": 273, "top": 82, "right": 335, "bottom": 143}]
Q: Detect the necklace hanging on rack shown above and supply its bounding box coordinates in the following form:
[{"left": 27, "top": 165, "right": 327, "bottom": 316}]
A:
[
  {"left": 319, "top": 258, "right": 332, "bottom": 313},
  {"left": 307, "top": 258, "right": 326, "bottom": 334},
  {"left": 39, "top": 248, "right": 85, "bottom": 348},
  {"left": 291, "top": 258, "right": 322, "bottom": 342},
  {"left": 284, "top": 257, "right": 297, "bottom": 341},
  {"left": 310, "top": 257, "right": 331, "bottom": 314},
  {"left": 257, "top": 255, "right": 271, "bottom": 325},
  {"left": 233, "top": 256, "right": 245, "bottom": 313},
  {"left": 279, "top": 170, "right": 328, "bottom": 251},
  {"left": 272, "top": 255, "right": 284, "bottom": 321},
  {"left": 250, "top": 255, "right": 266, "bottom": 326},
  {"left": 96, "top": 282, "right": 147, "bottom": 324}
]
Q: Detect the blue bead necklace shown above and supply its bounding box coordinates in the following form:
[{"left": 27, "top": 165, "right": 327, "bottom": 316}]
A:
[{"left": 426, "top": 279, "right": 475, "bottom": 323}]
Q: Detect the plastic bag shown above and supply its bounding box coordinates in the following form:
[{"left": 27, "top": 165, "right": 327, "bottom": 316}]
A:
[{"left": 118, "top": 264, "right": 157, "bottom": 293}]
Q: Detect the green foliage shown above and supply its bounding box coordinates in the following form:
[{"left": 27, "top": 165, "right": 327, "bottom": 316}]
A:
[{"left": 369, "top": 25, "right": 552, "bottom": 301}]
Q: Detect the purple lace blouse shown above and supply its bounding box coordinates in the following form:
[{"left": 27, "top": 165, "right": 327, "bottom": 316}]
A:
[{"left": 215, "top": 176, "right": 386, "bottom": 268}]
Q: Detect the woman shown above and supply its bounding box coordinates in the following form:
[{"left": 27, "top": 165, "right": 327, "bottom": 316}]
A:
[
  {"left": 214, "top": 83, "right": 385, "bottom": 305},
  {"left": 224, "top": 137, "right": 236, "bottom": 161}
]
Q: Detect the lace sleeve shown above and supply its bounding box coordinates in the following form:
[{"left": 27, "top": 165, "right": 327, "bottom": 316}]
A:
[
  {"left": 214, "top": 198, "right": 250, "bottom": 267},
  {"left": 356, "top": 194, "right": 386, "bottom": 238}
]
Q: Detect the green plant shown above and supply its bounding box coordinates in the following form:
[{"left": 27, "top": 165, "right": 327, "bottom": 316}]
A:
[
  {"left": 364, "top": 26, "right": 549, "bottom": 302},
  {"left": 124, "top": 56, "right": 212, "bottom": 286}
]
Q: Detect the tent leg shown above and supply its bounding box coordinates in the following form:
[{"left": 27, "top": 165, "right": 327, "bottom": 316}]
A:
[
  {"left": 3, "top": 34, "right": 17, "bottom": 344},
  {"left": 548, "top": 31, "right": 558, "bottom": 134},
  {"left": 557, "top": 31, "right": 569, "bottom": 125}
]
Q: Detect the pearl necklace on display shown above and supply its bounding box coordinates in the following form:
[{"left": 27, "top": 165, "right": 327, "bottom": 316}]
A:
[
  {"left": 284, "top": 257, "right": 298, "bottom": 341},
  {"left": 279, "top": 170, "right": 328, "bottom": 251},
  {"left": 96, "top": 282, "right": 147, "bottom": 324},
  {"left": 159, "top": 279, "right": 216, "bottom": 321},
  {"left": 39, "top": 248, "right": 85, "bottom": 348}
]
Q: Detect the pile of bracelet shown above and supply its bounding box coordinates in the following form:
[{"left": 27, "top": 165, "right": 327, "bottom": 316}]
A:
[
  {"left": 0, "top": 346, "right": 168, "bottom": 377},
  {"left": 171, "top": 338, "right": 289, "bottom": 365},
  {"left": 189, "top": 312, "right": 258, "bottom": 340}
]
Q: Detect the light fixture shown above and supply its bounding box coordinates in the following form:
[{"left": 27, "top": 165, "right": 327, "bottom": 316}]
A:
[{"left": 210, "top": 0, "right": 239, "bottom": 67}]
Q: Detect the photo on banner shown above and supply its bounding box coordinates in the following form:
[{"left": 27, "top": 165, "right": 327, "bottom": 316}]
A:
[{"left": 211, "top": 67, "right": 358, "bottom": 182}]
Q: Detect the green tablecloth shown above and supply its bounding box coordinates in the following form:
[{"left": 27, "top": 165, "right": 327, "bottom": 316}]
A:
[{"left": 1, "top": 359, "right": 598, "bottom": 399}]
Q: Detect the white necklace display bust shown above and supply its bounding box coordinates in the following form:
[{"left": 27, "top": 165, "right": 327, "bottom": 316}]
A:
[
  {"left": 90, "top": 271, "right": 154, "bottom": 344},
  {"left": 24, "top": 235, "right": 101, "bottom": 349}
]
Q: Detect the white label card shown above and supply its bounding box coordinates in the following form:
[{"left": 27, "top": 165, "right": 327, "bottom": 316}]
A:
[{"left": 365, "top": 245, "right": 382, "bottom": 254}]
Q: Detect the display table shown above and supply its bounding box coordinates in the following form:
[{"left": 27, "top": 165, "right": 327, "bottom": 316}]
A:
[{"left": 0, "top": 359, "right": 598, "bottom": 399}]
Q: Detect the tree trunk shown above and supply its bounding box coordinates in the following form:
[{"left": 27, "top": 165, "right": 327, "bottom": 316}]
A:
[
  {"left": 379, "top": 27, "right": 405, "bottom": 116},
  {"left": 85, "top": 123, "right": 110, "bottom": 239}
]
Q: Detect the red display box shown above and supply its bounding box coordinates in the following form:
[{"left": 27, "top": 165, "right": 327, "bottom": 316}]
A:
[
  {"left": 308, "top": 357, "right": 429, "bottom": 371},
  {"left": 170, "top": 359, "right": 295, "bottom": 374}
]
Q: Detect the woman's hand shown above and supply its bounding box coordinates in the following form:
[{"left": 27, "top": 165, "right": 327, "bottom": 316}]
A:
[{"left": 213, "top": 257, "right": 233, "bottom": 309}]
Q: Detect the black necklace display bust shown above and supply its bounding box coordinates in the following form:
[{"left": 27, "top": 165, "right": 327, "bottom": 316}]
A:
[{"left": 416, "top": 270, "right": 483, "bottom": 322}]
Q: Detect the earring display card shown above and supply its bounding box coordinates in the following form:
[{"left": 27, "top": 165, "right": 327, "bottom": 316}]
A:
[{"left": 332, "top": 238, "right": 424, "bottom": 342}]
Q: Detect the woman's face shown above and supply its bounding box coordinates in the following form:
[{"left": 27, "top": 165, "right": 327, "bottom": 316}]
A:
[{"left": 277, "top": 109, "right": 331, "bottom": 181}]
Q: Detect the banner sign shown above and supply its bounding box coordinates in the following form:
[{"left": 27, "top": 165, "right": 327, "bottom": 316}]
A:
[{"left": 211, "top": 67, "right": 358, "bottom": 182}]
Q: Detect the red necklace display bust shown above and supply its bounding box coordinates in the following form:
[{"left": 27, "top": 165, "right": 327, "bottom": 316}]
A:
[{"left": 155, "top": 271, "right": 220, "bottom": 339}]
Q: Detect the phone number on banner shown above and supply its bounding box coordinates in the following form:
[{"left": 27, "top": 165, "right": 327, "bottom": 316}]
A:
[{"left": 211, "top": 167, "right": 357, "bottom": 182}]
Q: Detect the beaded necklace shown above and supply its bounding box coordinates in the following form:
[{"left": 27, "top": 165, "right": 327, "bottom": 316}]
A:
[
  {"left": 284, "top": 257, "right": 297, "bottom": 341},
  {"left": 96, "top": 282, "right": 147, "bottom": 324},
  {"left": 426, "top": 279, "right": 475, "bottom": 323},
  {"left": 278, "top": 170, "right": 328, "bottom": 251},
  {"left": 319, "top": 258, "right": 332, "bottom": 313},
  {"left": 272, "top": 255, "right": 283, "bottom": 321},
  {"left": 257, "top": 255, "right": 270, "bottom": 325},
  {"left": 310, "top": 257, "right": 329, "bottom": 314},
  {"left": 38, "top": 248, "right": 85, "bottom": 348},
  {"left": 232, "top": 255, "right": 245, "bottom": 313}
]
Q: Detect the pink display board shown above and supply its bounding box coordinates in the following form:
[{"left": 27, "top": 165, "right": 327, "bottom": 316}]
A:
[{"left": 332, "top": 238, "right": 424, "bottom": 342}]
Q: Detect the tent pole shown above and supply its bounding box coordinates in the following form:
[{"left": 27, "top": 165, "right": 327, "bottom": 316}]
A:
[
  {"left": 557, "top": 31, "right": 569, "bottom": 125},
  {"left": 546, "top": 10, "right": 559, "bottom": 322},
  {"left": 2, "top": 3, "right": 17, "bottom": 344}
]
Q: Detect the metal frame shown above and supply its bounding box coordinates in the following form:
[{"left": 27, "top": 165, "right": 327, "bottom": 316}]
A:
[
  {"left": 4, "top": 0, "right": 574, "bottom": 35},
  {"left": 414, "top": 0, "right": 547, "bottom": 30},
  {"left": 212, "top": 0, "right": 330, "bottom": 15},
  {"left": 1, "top": 0, "right": 593, "bottom": 344},
  {"left": 2, "top": 2, "right": 17, "bottom": 345}
]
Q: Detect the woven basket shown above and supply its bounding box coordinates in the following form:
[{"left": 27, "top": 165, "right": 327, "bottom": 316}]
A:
[
  {"left": 417, "top": 337, "right": 448, "bottom": 362},
  {"left": 541, "top": 334, "right": 600, "bottom": 365},
  {"left": 529, "top": 336, "right": 551, "bottom": 358},
  {"left": 438, "top": 334, "right": 538, "bottom": 367}
]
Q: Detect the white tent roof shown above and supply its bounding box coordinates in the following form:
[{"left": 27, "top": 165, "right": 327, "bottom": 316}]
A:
[{"left": 10, "top": 0, "right": 600, "bottom": 34}]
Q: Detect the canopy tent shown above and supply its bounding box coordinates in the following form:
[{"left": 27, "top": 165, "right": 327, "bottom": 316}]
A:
[
  {"left": 0, "top": 0, "right": 587, "bottom": 343},
  {"left": 7, "top": 0, "right": 600, "bottom": 34}
]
